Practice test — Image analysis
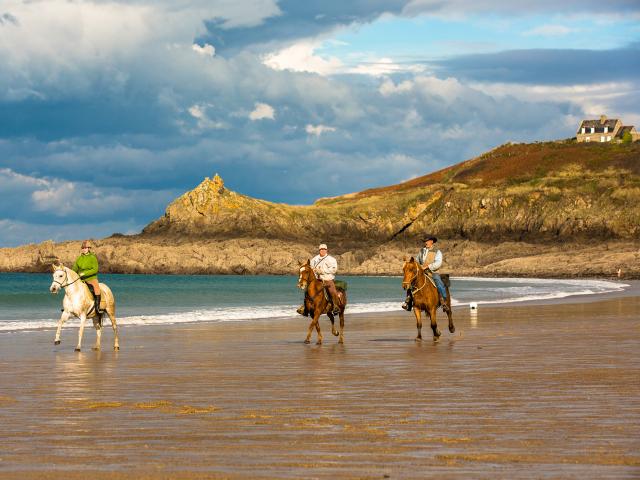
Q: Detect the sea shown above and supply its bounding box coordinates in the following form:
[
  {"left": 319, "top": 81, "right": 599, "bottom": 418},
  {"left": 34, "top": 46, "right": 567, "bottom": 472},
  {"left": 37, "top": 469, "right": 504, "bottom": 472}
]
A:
[{"left": 0, "top": 273, "right": 629, "bottom": 332}]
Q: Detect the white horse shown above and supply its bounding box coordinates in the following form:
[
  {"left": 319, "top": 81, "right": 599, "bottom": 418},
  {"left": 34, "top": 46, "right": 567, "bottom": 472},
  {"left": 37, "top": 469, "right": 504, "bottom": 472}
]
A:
[{"left": 49, "top": 264, "right": 119, "bottom": 352}]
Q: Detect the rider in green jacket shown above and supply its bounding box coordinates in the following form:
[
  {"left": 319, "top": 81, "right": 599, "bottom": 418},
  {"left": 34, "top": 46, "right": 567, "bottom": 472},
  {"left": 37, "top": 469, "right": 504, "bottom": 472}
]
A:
[{"left": 72, "top": 240, "right": 102, "bottom": 321}]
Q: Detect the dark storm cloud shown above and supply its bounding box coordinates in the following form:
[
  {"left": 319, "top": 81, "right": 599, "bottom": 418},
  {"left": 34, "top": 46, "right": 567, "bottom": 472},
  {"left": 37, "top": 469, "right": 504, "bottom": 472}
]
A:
[
  {"left": 432, "top": 43, "right": 640, "bottom": 85},
  {"left": 0, "top": 12, "right": 18, "bottom": 26},
  {"left": 199, "top": 0, "right": 411, "bottom": 55},
  {"left": 403, "top": 0, "right": 640, "bottom": 16}
]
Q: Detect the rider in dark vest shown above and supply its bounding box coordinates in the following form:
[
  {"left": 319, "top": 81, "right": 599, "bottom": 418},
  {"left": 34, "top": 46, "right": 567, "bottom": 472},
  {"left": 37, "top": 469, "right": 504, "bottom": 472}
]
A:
[{"left": 402, "top": 236, "right": 448, "bottom": 311}]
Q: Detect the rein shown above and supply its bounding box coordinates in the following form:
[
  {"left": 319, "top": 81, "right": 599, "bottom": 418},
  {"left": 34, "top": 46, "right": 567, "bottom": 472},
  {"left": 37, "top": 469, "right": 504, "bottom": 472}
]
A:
[
  {"left": 301, "top": 267, "right": 325, "bottom": 302},
  {"left": 405, "top": 263, "right": 428, "bottom": 295},
  {"left": 54, "top": 269, "right": 83, "bottom": 289}
]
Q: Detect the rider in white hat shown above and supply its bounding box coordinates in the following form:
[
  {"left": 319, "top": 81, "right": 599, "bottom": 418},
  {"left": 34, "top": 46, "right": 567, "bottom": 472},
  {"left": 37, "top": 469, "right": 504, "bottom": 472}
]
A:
[{"left": 297, "top": 243, "right": 342, "bottom": 315}]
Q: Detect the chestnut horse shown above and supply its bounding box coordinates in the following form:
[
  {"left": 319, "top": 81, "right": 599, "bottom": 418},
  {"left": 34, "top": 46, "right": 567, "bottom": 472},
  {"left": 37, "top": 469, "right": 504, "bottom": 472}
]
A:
[
  {"left": 297, "top": 260, "right": 347, "bottom": 344},
  {"left": 401, "top": 257, "right": 455, "bottom": 341}
]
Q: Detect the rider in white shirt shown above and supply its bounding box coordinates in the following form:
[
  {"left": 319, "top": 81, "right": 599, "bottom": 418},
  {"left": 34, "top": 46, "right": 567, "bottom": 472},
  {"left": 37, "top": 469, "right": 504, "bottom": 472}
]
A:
[{"left": 297, "top": 243, "right": 342, "bottom": 315}]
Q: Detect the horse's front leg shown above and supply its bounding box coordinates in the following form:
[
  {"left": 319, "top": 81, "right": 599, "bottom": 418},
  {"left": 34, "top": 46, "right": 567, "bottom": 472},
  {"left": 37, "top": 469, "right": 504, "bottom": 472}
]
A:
[
  {"left": 338, "top": 310, "right": 345, "bottom": 344},
  {"left": 305, "top": 309, "right": 320, "bottom": 344},
  {"left": 75, "top": 313, "right": 87, "bottom": 352},
  {"left": 314, "top": 311, "right": 323, "bottom": 345},
  {"left": 413, "top": 308, "right": 422, "bottom": 341},
  {"left": 430, "top": 307, "right": 441, "bottom": 341},
  {"left": 328, "top": 312, "right": 339, "bottom": 337},
  {"left": 54, "top": 310, "right": 69, "bottom": 345}
]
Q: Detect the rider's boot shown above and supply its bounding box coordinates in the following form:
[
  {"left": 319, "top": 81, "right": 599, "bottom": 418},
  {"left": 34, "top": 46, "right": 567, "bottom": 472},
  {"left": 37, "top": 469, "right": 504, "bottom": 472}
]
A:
[
  {"left": 331, "top": 294, "right": 342, "bottom": 314},
  {"left": 94, "top": 294, "right": 102, "bottom": 326},
  {"left": 401, "top": 294, "right": 413, "bottom": 311},
  {"left": 438, "top": 294, "right": 449, "bottom": 311},
  {"left": 296, "top": 304, "right": 309, "bottom": 317}
]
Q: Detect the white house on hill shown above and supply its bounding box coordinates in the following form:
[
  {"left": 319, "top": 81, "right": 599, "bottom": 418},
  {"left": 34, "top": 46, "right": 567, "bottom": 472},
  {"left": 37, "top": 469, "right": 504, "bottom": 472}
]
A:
[{"left": 576, "top": 115, "right": 639, "bottom": 143}]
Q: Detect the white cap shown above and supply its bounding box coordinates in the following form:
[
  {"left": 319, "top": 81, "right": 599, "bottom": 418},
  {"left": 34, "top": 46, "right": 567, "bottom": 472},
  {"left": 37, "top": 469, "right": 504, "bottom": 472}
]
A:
[{"left": 318, "top": 243, "right": 328, "bottom": 250}]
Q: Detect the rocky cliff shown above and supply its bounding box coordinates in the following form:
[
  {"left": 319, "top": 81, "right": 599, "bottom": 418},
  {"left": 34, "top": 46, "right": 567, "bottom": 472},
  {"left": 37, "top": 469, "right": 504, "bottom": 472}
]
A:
[{"left": 2, "top": 141, "right": 639, "bottom": 277}]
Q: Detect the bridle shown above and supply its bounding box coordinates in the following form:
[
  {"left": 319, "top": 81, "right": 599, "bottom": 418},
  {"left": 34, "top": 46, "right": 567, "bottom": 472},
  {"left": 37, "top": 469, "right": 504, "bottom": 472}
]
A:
[
  {"left": 403, "top": 262, "right": 427, "bottom": 295},
  {"left": 299, "top": 264, "right": 325, "bottom": 302},
  {"left": 53, "top": 268, "right": 82, "bottom": 289}
]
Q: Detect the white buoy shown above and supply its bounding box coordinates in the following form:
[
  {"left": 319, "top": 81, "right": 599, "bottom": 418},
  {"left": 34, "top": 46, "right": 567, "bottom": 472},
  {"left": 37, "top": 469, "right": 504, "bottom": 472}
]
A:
[{"left": 470, "top": 302, "right": 478, "bottom": 310}]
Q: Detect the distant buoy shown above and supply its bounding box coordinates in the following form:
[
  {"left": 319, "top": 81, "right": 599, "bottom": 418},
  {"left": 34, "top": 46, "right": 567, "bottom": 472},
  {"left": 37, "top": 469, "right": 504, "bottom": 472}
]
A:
[{"left": 470, "top": 302, "right": 478, "bottom": 310}]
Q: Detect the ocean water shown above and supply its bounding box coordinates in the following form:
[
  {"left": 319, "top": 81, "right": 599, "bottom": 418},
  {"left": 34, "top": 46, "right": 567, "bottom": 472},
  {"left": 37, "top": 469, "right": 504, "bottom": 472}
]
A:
[{"left": 0, "top": 273, "right": 629, "bottom": 332}]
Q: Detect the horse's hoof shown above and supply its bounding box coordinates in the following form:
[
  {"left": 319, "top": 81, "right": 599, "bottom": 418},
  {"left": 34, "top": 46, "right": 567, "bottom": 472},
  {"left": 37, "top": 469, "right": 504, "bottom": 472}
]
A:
[
  {"left": 332, "top": 330, "right": 339, "bottom": 337},
  {"left": 54, "top": 340, "right": 60, "bottom": 345},
  {"left": 74, "top": 348, "right": 81, "bottom": 352},
  {"left": 316, "top": 341, "right": 322, "bottom": 345},
  {"left": 304, "top": 339, "right": 311, "bottom": 344},
  {"left": 449, "top": 325, "right": 456, "bottom": 333},
  {"left": 114, "top": 346, "right": 120, "bottom": 351},
  {"left": 92, "top": 347, "right": 100, "bottom": 351},
  {"left": 415, "top": 337, "right": 422, "bottom": 342},
  {"left": 338, "top": 338, "right": 344, "bottom": 344}
]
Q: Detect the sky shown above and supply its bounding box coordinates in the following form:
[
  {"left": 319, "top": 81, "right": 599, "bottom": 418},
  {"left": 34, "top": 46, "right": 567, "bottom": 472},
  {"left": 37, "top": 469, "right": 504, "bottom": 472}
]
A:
[{"left": 1, "top": 0, "right": 639, "bottom": 247}]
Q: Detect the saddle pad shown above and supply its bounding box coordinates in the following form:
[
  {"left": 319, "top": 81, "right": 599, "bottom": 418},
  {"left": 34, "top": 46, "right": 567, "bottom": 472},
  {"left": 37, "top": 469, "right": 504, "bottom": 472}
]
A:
[{"left": 334, "top": 280, "right": 348, "bottom": 291}]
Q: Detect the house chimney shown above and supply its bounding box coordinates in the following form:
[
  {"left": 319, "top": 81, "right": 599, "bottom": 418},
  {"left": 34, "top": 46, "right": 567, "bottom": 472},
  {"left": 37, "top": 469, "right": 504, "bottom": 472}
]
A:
[{"left": 600, "top": 115, "right": 607, "bottom": 124}]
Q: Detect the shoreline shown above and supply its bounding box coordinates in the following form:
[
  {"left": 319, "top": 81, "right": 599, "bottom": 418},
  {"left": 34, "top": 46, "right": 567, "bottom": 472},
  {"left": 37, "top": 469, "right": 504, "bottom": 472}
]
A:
[
  {"left": 0, "top": 292, "right": 638, "bottom": 478},
  {"left": 1, "top": 278, "right": 638, "bottom": 336},
  {"left": 0, "top": 276, "right": 640, "bottom": 335}
]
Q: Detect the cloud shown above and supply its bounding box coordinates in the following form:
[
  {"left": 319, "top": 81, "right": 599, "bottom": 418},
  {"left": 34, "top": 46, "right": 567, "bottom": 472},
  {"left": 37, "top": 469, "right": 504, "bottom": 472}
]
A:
[
  {"left": 403, "top": 0, "right": 640, "bottom": 17},
  {"left": 432, "top": 43, "right": 640, "bottom": 85},
  {"left": 0, "top": 218, "right": 144, "bottom": 248},
  {"left": 305, "top": 124, "right": 337, "bottom": 136},
  {"left": 522, "top": 24, "right": 578, "bottom": 37},
  {"left": 249, "top": 102, "right": 275, "bottom": 120},
  {"left": 263, "top": 40, "right": 343, "bottom": 74},
  {"left": 0, "top": 12, "right": 18, "bottom": 25},
  {"left": 192, "top": 43, "right": 216, "bottom": 57},
  {"left": 0, "top": 168, "right": 177, "bottom": 225}
]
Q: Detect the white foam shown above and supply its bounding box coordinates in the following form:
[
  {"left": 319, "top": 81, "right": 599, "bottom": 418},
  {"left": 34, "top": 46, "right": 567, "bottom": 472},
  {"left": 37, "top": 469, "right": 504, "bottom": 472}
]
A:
[{"left": 0, "top": 278, "right": 629, "bottom": 333}]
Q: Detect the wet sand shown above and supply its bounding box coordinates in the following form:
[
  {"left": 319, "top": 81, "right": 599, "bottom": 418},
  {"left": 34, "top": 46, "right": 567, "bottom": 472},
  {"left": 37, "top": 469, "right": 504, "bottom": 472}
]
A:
[{"left": 1, "top": 294, "right": 639, "bottom": 479}]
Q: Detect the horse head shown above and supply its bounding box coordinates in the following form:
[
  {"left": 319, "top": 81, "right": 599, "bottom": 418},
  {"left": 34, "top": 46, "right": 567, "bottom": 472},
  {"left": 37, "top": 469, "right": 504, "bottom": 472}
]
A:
[
  {"left": 49, "top": 263, "right": 67, "bottom": 294},
  {"left": 401, "top": 257, "right": 420, "bottom": 290},
  {"left": 297, "top": 259, "right": 314, "bottom": 291}
]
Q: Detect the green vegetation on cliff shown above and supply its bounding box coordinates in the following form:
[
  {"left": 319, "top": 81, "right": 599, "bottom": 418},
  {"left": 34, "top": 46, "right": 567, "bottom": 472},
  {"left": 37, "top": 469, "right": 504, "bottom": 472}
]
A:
[{"left": 143, "top": 142, "right": 640, "bottom": 243}]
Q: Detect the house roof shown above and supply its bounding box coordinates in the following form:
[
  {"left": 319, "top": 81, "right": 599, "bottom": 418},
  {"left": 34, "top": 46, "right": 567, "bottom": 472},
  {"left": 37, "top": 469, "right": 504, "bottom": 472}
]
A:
[
  {"left": 615, "top": 125, "right": 637, "bottom": 138},
  {"left": 579, "top": 118, "right": 619, "bottom": 130}
]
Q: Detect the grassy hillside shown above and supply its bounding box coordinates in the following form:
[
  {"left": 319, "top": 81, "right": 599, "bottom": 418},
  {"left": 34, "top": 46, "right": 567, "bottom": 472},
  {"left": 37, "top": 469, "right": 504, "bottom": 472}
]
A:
[{"left": 143, "top": 141, "right": 640, "bottom": 244}]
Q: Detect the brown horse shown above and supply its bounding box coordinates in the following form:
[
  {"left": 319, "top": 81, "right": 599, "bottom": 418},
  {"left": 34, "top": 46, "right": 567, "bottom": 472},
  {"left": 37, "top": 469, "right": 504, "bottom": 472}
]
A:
[
  {"left": 297, "top": 260, "right": 347, "bottom": 344},
  {"left": 401, "top": 257, "right": 455, "bottom": 341}
]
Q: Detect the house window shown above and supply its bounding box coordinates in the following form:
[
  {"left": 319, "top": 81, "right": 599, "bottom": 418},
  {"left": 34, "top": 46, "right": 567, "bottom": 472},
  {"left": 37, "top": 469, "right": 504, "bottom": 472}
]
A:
[
  {"left": 607, "top": 136, "right": 611, "bottom": 141},
  {"left": 604, "top": 126, "right": 608, "bottom": 133},
  {"left": 591, "top": 127, "right": 595, "bottom": 133},
  {"left": 600, "top": 136, "right": 605, "bottom": 142},
  {"left": 586, "top": 137, "right": 591, "bottom": 142},
  {"left": 581, "top": 127, "right": 585, "bottom": 134}
]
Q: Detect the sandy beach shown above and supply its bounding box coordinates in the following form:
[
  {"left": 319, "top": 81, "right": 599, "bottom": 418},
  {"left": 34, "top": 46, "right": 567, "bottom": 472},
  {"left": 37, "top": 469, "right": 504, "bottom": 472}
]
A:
[{"left": 1, "top": 289, "right": 639, "bottom": 479}]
